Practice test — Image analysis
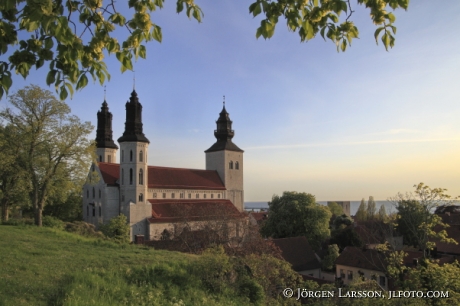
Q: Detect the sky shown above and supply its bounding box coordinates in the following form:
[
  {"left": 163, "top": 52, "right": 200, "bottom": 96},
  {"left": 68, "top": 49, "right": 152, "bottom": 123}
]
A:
[{"left": 2, "top": 1, "right": 460, "bottom": 202}]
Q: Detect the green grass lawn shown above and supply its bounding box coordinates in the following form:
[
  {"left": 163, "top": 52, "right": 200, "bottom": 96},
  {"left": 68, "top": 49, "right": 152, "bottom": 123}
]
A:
[{"left": 0, "top": 225, "right": 253, "bottom": 306}]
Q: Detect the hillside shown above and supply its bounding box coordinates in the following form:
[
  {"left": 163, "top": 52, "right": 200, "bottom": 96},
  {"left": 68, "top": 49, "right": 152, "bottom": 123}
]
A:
[{"left": 0, "top": 225, "right": 263, "bottom": 306}]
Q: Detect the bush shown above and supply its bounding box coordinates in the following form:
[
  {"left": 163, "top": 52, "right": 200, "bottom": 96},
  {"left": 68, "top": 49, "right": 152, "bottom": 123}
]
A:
[
  {"left": 42, "top": 215, "right": 65, "bottom": 230},
  {"left": 65, "top": 221, "right": 105, "bottom": 239},
  {"left": 99, "top": 214, "right": 130, "bottom": 243},
  {"left": 0, "top": 218, "right": 34, "bottom": 226}
]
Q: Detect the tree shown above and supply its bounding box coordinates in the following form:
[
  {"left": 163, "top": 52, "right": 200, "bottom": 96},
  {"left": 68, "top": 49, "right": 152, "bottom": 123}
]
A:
[
  {"left": 377, "top": 204, "right": 387, "bottom": 221},
  {"left": 355, "top": 198, "right": 367, "bottom": 221},
  {"left": 327, "top": 201, "right": 343, "bottom": 216},
  {"left": 392, "top": 183, "right": 458, "bottom": 258},
  {"left": 322, "top": 244, "right": 339, "bottom": 271},
  {"left": 99, "top": 214, "right": 130, "bottom": 243},
  {"left": 260, "top": 191, "right": 331, "bottom": 250},
  {"left": 0, "top": 1, "right": 410, "bottom": 99},
  {"left": 0, "top": 85, "right": 94, "bottom": 226},
  {"left": 0, "top": 125, "right": 30, "bottom": 221},
  {"left": 367, "top": 196, "right": 376, "bottom": 220}
]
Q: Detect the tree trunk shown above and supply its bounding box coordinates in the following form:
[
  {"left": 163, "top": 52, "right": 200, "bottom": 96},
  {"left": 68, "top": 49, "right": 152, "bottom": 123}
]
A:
[
  {"left": 35, "top": 207, "right": 43, "bottom": 226},
  {"left": 1, "top": 199, "right": 9, "bottom": 222}
]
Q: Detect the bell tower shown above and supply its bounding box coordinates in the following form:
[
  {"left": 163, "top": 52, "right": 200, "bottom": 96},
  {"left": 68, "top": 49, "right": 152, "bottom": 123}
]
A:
[
  {"left": 117, "top": 90, "right": 150, "bottom": 239},
  {"left": 95, "top": 100, "right": 118, "bottom": 163},
  {"left": 205, "top": 100, "right": 244, "bottom": 211}
]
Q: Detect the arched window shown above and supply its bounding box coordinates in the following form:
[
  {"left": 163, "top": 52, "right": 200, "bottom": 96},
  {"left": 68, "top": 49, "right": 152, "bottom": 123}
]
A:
[
  {"left": 196, "top": 194, "right": 199, "bottom": 199},
  {"left": 86, "top": 190, "right": 89, "bottom": 198},
  {"left": 121, "top": 150, "right": 124, "bottom": 162},
  {"left": 204, "top": 194, "right": 206, "bottom": 199},
  {"left": 129, "top": 168, "right": 133, "bottom": 185},
  {"left": 211, "top": 194, "right": 214, "bottom": 199},
  {"left": 99, "top": 206, "right": 101, "bottom": 216},
  {"left": 139, "top": 150, "right": 143, "bottom": 162},
  {"left": 139, "top": 193, "right": 144, "bottom": 202},
  {"left": 188, "top": 194, "right": 191, "bottom": 199},
  {"left": 92, "top": 187, "right": 95, "bottom": 198},
  {"left": 99, "top": 189, "right": 101, "bottom": 198},
  {"left": 130, "top": 150, "right": 133, "bottom": 161},
  {"left": 153, "top": 193, "right": 157, "bottom": 198},
  {"left": 87, "top": 206, "right": 89, "bottom": 216},
  {"left": 139, "top": 169, "right": 143, "bottom": 185},
  {"left": 121, "top": 168, "right": 124, "bottom": 185},
  {"left": 162, "top": 193, "right": 166, "bottom": 198},
  {"left": 218, "top": 194, "right": 221, "bottom": 199},
  {"left": 235, "top": 161, "right": 239, "bottom": 170},
  {"left": 99, "top": 155, "right": 102, "bottom": 162},
  {"left": 229, "top": 161, "right": 233, "bottom": 169},
  {"left": 108, "top": 155, "right": 111, "bottom": 163},
  {"left": 171, "top": 193, "right": 175, "bottom": 199}
]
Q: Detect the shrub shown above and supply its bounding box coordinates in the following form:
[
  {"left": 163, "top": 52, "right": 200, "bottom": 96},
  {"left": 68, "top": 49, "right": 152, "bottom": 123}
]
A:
[
  {"left": 42, "top": 215, "right": 65, "bottom": 230},
  {"left": 65, "top": 221, "right": 105, "bottom": 239},
  {"left": 99, "top": 214, "right": 130, "bottom": 243},
  {"left": 1, "top": 218, "right": 34, "bottom": 226}
]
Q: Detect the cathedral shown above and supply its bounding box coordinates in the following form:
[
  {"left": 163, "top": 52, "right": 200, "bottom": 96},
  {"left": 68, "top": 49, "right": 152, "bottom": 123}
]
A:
[{"left": 82, "top": 90, "right": 245, "bottom": 241}]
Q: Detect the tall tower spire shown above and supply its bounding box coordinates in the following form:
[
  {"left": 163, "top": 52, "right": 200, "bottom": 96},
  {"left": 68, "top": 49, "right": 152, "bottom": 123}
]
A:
[
  {"left": 95, "top": 99, "right": 118, "bottom": 163},
  {"left": 117, "top": 90, "right": 150, "bottom": 143}
]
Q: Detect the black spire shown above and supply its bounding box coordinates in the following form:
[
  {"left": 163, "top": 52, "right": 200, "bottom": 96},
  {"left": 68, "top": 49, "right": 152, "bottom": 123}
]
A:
[
  {"left": 95, "top": 100, "right": 118, "bottom": 149},
  {"left": 117, "top": 90, "right": 150, "bottom": 143},
  {"left": 205, "top": 102, "right": 243, "bottom": 153}
]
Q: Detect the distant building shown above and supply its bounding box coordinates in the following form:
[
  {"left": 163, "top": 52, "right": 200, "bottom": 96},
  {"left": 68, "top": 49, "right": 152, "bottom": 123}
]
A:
[
  {"left": 82, "top": 91, "right": 245, "bottom": 241},
  {"left": 328, "top": 201, "right": 351, "bottom": 216}
]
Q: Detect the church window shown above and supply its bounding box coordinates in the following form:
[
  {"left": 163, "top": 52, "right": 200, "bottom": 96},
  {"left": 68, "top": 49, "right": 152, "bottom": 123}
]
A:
[
  {"left": 99, "top": 155, "right": 102, "bottom": 162},
  {"left": 162, "top": 193, "right": 166, "bottom": 199},
  {"left": 180, "top": 193, "right": 184, "bottom": 199},
  {"left": 171, "top": 193, "right": 175, "bottom": 199},
  {"left": 218, "top": 194, "right": 221, "bottom": 199},
  {"left": 235, "top": 161, "right": 239, "bottom": 170},
  {"left": 121, "top": 169, "right": 124, "bottom": 185},
  {"left": 129, "top": 168, "right": 133, "bottom": 185},
  {"left": 92, "top": 187, "right": 95, "bottom": 198},
  {"left": 99, "top": 189, "right": 101, "bottom": 198},
  {"left": 99, "top": 206, "right": 101, "bottom": 216},
  {"left": 196, "top": 194, "right": 199, "bottom": 199},
  {"left": 139, "top": 193, "right": 144, "bottom": 202},
  {"left": 139, "top": 151, "right": 143, "bottom": 162},
  {"left": 188, "top": 194, "right": 191, "bottom": 199},
  {"left": 153, "top": 193, "right": 157, "bottom": 198},
  {"left": 122, "top": 150, "right": 124, "bottom": 162},
  {"left": 92, "top": 207, "right": 95, "bottom": 217},
  {"left": 211, "top": 194, "right": 214, "bottom": 199},
  {"left": 108, "top": 155, "right": 111, "bottom": 163},
  {"left": 87, "top": 206, "right": 89, "bottom": 216},
  {"left": 229, "top": 161, "right": 233, "bottom": 169},
  {"left": 203, "top": 194, "right": 206, "bottom": 199},
  {"left": 130, "top": 150, "right": 133, "bottom": 161},
  {"left": 87, "top": 190, "right": 89, "bottom": 198},
  {"left": 122, "top": 195, "right": 125, "bottom": 202},
  {"left": 139, "top": 169, "right": 143, "bottom": 185}
]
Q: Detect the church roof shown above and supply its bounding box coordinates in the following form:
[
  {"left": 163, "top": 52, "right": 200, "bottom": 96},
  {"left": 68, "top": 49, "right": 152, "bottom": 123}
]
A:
[
  {"left": 147, "top": 166, "right": 225, "bottom": 190},
  {"left": 97, "top": 163, "right": 225, "bottom": 190},
  {"left": 148, "top": 199, "right": 243, "bottom": 223},
  {"left": 98, "top": 162, "right": 120, "bottom": 186}
]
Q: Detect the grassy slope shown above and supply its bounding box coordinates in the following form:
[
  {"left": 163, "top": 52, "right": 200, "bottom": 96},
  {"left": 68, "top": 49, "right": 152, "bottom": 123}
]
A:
[{"left": 0, "top": 226, "right": 249, "bottom": 306}]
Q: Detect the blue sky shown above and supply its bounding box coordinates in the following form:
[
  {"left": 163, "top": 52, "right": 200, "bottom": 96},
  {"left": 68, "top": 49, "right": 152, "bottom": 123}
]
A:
[{"left": 2, "top": 1, "right": 460, "bottom": 201}]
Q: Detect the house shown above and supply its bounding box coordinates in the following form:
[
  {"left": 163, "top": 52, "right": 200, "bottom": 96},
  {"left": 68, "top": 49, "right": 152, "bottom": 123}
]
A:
[
  {"left": 272, "top": 236, "right": 322, "bottom": 278},
  {"left": 82, "top": 91, "right": 245, "bottom": 241}
]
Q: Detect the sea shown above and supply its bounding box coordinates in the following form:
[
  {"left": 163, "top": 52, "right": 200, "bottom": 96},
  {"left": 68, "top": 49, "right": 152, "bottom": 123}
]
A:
[{"left": 244, "top": 201, "right": 396, "bottom": 216}]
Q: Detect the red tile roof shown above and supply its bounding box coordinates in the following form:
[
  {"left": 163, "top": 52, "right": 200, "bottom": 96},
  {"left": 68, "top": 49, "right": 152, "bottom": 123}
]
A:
[
  {"left": 272, "top": 236, "right": 321, "bottom": 272},
  {"left": 147, "top": 166, "right": 225, "bottom": 190},
  {"left": 335, "top": 247, "right": 387, "bottom": 272},
  {"left": 97, "top": 163, "right": 225, "bottom": 190},
  {"left": 98, "top": 163, "right": 120, "bottom": 185},
  {"left": 249, "top": 212, "right": 268, "bottom": 223},
  {"left": 148, "top": 199, "right": 243, "bottom": 223}
]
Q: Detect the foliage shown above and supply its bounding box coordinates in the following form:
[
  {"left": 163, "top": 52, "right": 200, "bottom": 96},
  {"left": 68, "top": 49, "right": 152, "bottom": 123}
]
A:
[
  {"left": 332, "top": 214, "right": 353, "bottom": 230},
  {"left": 378, "top": 204, "right": 387, "bottom": 221},
  {"left": 99, "top": 214, "right": 130, "bottom": 243},
  {"left": 0, "top": 85, "right": 94, "bottom": 226},
  {"left": 42, "top": 215, "right": 65, "bottom": 230},
  {"left": 43, "top": 190, "right": 83, "bottom": 222},
  {"left": 327, "top": 201, "right": 343, "bottom": 216},
  {"left": 330, "top": 226, "right": 363, "bottom": 251},
  {"left": 392, "top": 183, "right": 458, "bottom": 257},
  {"left": 260, "top": 191, "right": 332, "bottom": 250},
  {"left": 249, "top": 0, "right": 409, "bottom": 51},
  {"left": 0, "top": 1, "right": 411, "bottom": 99},
  {"left": 322, "top": 243, "right": 339, "bottom": 271},
  {"left": 355, "top": 198, "right": 367, "bottom": 221}
]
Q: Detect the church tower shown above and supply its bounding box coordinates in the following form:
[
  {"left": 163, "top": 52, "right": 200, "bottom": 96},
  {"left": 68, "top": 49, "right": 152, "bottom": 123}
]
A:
[
  {"left": 205, "top": 101, "right": 244, "bottom": 211},
  {"left": 95, "top": 100, "right": 118, "bottom": 163},
  {"left": 117, "top": 90, "right": 150, "bottom": 237}
]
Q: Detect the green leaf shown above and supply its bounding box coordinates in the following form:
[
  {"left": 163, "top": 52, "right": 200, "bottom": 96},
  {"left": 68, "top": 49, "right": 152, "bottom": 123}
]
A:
[
  {"left": 46, "top": 70, "right": 57, "bottom": 86},
  {"left": 374, "top": 27, "right": 385, "bottom": 44},
  {"left": 45, "top": 37, "right": 54, "bottom": 49},
  {"left": 387, "top": 13, "right": 396, "bottom": 23},
  {"left": 152, "top": 25, "right": 162, "bottom": 42},
  {"left": 139, "top": 45, "right": 146, "bottom": 59},
  {"left": 341, "top": 38, "right": 347, "bottom": 52},
  {"left": 76, "top": 74, "right": 88, "bottom": 90},
  {"left": 60, "top": 85, "right": 68, "bottom": 100}
]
